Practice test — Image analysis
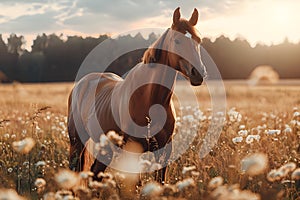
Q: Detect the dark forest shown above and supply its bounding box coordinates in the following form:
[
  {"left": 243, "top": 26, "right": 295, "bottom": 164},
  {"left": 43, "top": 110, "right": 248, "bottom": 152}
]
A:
[{"left": 0, "top": 33, "right": 299, "bottom": 83}]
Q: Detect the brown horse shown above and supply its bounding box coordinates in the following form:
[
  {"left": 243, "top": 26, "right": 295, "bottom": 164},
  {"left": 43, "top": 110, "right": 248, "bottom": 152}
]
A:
[{"left": 68, "top": 7, "right": 206, "bottom": 183}]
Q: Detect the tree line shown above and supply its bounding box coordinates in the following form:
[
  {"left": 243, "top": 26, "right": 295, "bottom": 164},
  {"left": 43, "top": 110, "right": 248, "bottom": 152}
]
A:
[{"left": 0, "top": 33, "right": 299, "bottom": 83}]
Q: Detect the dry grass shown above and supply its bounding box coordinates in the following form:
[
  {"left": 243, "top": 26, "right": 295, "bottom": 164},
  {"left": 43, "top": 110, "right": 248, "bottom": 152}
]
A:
[{"left": 0, "top": 80, "right": 299, "bottom": 199}]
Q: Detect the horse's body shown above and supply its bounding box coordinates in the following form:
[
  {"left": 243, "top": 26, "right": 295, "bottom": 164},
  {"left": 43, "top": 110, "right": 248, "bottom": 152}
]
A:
[
  {"left": 68, "top": 7, "right": 205, "bottom": 183},
  {"left": 68, "top": 64, "right": 176, "bottom": 181}
]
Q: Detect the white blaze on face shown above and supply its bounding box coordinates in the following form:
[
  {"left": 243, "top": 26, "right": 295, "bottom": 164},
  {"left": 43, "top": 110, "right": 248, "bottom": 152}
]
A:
[{"left": 166, "top": 29, "right": 207, "bottom": 78}]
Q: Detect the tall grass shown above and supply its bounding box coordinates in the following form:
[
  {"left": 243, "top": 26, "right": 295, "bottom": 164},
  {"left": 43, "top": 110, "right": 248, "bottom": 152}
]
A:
[{"left": 0, "top": 82, "right": 299, "bottom": 199}]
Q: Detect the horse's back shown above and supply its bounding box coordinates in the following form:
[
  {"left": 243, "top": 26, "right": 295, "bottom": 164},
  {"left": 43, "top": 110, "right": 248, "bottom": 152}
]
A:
[{"left": 69, "top": 72, "right": 123, "bottom": 141}]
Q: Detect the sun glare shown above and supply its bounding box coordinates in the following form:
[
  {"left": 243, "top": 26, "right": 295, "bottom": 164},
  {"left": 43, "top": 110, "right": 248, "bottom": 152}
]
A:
[
  {"left": 201, "top": 0, "right": 300, "bottom": 46},
  {"left": 271, "top": 2, "right": 293, "bottom": 25}
]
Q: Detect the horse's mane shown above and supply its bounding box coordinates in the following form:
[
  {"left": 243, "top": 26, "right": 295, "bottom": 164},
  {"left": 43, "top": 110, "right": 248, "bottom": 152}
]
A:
[
  {"left": 142, "top": 20, "right": 201, "bottom": 64},
  {"left": 142, "top": 29, "right": 169, "bottom": 64}
]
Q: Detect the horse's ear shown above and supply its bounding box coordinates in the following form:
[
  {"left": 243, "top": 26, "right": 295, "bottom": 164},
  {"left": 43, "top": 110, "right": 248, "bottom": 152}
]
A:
[
  {"left": 189, "top": 8, "right": 198, "bottom": 26},
  {"left": 173, "top": 7, "right": 181, "bottom": 25}
]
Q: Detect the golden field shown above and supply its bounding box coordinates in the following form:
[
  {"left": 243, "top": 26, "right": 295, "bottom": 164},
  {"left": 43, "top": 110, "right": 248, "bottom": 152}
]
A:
[{"left": 0, "top": 80, "right": 299, "bottom": 200}]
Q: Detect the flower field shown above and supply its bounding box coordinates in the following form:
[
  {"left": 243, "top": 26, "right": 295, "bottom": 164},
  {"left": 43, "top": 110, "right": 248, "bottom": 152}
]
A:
[{"left": 0, "top": 81, "right": 299, "bottom": 200}]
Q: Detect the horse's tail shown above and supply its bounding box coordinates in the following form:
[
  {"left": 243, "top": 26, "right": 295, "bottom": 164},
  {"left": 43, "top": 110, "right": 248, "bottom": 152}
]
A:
[
  {"left": 68, "top": 83, "right": 90, "bottom": 171},
  {"left": 82, "top": 138, "right": 96, "bottom": 172}
]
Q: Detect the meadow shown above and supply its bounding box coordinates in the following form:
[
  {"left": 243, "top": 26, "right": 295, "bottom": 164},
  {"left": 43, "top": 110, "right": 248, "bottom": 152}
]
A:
[{"left": 0, "top": 80, "right": 299, "bottom": 200}]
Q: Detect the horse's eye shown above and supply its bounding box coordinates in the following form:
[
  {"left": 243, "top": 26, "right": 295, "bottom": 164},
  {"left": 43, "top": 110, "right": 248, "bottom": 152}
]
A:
[{"left": 174, "top": 39, "right": 180, "bottom": 44}]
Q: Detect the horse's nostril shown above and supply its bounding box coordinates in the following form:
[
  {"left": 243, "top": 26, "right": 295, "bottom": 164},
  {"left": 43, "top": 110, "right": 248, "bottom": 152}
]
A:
[{"left": 191, "top": 67, "right": 197, "bottom": 76}]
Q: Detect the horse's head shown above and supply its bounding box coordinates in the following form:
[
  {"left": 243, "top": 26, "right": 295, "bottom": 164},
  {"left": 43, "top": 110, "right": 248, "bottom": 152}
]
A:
[{"left": 143, "top": 7, "right": 207, "bottom": 86}]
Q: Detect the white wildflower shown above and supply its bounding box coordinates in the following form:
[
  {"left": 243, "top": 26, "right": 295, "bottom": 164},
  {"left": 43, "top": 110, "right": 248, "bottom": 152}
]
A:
[
  {"left": 246, "top": 135, "right": 260, "bottom": 144},
  {"left": 185, "top": 106, "right": 192, "bottom": 110},
  {"left": 290, "top": 120, "right": 300, "bottom": 127},
  {"left": 265, "top": 129, "right": 281, "bottom": 135},
  {"left": 35, "top": 178, "right": 46, "bottom": 188},
  {"left": 236, "top": 190, "right": 261, "bottom": 200},
  {"left": 210, "top": 185, "right": 229, "bottom": 199},
  {"left": 95, "top": 134, "right": 109, "bottom": 155},
  {"left": 239, "top": 125, "right": 246, "bottom": 130},
  {"left": 139, "top": 151, "right": 156, "bottom": 163},
  {"left": 241, "top": 153, "right": 268, "bottom": 176},
  {"left": 43, "top": 192, "right": 55, "bottom": 200},
  {"left": 162, "top": 184, "right": 177, "bottom": 196},
  {"left": 176, "top": 178, "right": 195, "bottom": 191},
  {"left": 12, "top": 137, "right": 35, "bottom": 154},
  {"left": 182, "top": 115, "right": 194, "bottom": 123},
  {"left": 0, "top": 189, "right": 25, "bottom": 200},
  {"left": 140, "top": 182, "right": 162, "bottom": 197},
  {"left": 267, "top": 169, "right": 279, "bottom": 182},
  {"left": 7, "top": 168, "right": 13, "bottom": 173},
  {"left": 176, "top": 121, "right": 182, "bottom": 127},
  {"left": 139, "top": 159, "right": 152, "bottom": 171},
  {"left": 89, "top": 180, "right": 104, "bottom": 189},
  {"left": 194, "top": 109, "right": 206, "bottom": 121},
  {"left": 238, "top": 130, "right": 248, "bottom": 137},
  {"left": 228, "top": 107, "right": 242, "bottom": 122},
  {"left": 283, "top": 125, "right": 292, "bottom": 133},
  {"left": 35, "top": 161, "right": 46, "bottom": 167},
  {"left": 232, "top": 136, "right": 243, "bottom": 144},
  {"left": 107, "top": 131, "right": 123, "bottom": 146},
  {"left": 291, "top": 168, "right": 300, "bottom": 180},
  {"left": 79, "top": 171, "right": 94, "bottom": 179},
  {"left": 279, "top": 162, "right": 297, "bottom": 176},
  {"left": 182, "top": 165, "right": 196, "bottom": 175},
  {"left": 55, "top": 169, "right": 79, "bottom": 189},
  {"left": 293, "top": 111, "right": 300, "bottom": 118},
  {"left": 208, "top": 176, "right": 224, "bottom": 190},
  {"left": 54, "top": 190, "right": 74, "bottom": 200},
  {"left": 150, "top": 163, "right": 162, "bottom": 171},
  {"left": 97, "top": 172, "right": 113, "bottom": 180}
]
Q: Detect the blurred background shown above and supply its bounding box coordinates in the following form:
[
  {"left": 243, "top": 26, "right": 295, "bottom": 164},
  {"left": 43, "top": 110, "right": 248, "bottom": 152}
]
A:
[{"left": 0, "top": 0, "right": 299, "bottom": 83}]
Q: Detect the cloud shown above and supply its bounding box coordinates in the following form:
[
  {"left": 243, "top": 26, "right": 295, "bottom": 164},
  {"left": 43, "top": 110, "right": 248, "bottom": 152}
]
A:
[
  {"left": 3, "top": 0, "right": 298, "bottom": 49},
  {"left": 0, "top": 0, "right": 237, "bottom": 35},
  {"left": 0, "top": 12, "right": 61, "bottom": 33},
  {"left": 0, "top": 0, "right": 243, "bottom": 49}
]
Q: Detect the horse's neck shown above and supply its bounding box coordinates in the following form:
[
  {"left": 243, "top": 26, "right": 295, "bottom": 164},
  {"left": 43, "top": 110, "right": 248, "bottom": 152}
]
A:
[
  {"left": 128, "top": 63, "right": 176, "bottom": 105},
  {"left": 110, "top": 63, "right": 176, "bottom": 128}
]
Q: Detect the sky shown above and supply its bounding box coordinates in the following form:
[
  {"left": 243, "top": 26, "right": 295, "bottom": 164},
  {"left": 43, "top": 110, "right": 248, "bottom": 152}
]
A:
[{"left": 1, "top": 0, "right": 300, "bottom": 50}]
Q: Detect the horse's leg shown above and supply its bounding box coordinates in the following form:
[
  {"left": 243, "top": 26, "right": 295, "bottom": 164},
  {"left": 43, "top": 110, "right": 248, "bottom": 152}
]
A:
[
  {"left": 150, "top": 137, "right": 172, "bottom": 184},
  {"left": 156, "top": 145, "right": 172, "bottom": 184},
  {"left": 68, "top": 113, "right": 89, "bottom": 171},
  {"left": 90, "top": 141, "right": 114, "bottom": 181}
]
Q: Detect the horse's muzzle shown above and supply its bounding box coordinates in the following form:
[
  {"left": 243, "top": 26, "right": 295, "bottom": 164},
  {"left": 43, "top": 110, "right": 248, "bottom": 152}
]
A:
[{"left": 189, "top": 67, "right": 204, "bottom": 86}]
